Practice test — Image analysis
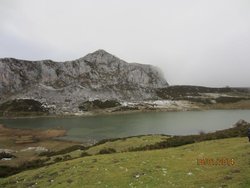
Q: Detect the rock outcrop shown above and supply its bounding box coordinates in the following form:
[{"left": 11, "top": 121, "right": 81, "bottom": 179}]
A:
[{"left": 0, "top": 50, "right": 168, "bottom": 114}]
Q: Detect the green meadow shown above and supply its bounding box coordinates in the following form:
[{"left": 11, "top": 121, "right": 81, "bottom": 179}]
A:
[{"left": 1, "top": 137, "right": 249, "bottom": 188}]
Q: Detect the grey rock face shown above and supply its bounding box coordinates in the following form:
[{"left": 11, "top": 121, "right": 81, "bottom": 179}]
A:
[{"left": 0, "top": 50, "right": 168, "bottom": 114}]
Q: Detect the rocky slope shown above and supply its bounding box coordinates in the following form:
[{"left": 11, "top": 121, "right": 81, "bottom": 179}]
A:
[{"left": 0, "top": 50, "right": 168, "bottom": 114}]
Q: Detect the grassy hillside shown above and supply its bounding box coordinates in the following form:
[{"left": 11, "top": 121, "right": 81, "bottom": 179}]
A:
[
  {"left": 86, "top": 135, "right": 168, "bottom": 155},
  {"left": 1, "top": 137, "right": 249, "bottom": 188}
]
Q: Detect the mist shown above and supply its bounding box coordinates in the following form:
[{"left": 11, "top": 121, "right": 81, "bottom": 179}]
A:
[{"left": 1, "top": 0, "right": 250, "bottom": 87}]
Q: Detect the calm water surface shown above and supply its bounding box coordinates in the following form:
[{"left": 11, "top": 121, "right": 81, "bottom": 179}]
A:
[{"left": 1, "top": 110, "right": 250, "bottom": 142}]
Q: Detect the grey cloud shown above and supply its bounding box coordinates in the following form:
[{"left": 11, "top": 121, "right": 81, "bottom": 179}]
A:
[{"left": 0, "top": 0, "right": 250, "bottom": 87}]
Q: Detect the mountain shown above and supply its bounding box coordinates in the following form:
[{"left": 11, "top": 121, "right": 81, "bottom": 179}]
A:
[{"left": 0, "top": 50, "right": 168, "bottom": 114}]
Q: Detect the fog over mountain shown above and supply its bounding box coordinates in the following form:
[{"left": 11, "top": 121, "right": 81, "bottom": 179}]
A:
[{"left": 0, "top": 0, "right": 250, "bottom": 87}]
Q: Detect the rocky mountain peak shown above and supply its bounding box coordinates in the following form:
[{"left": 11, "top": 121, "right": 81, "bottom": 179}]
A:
[
  {"left": 82, "top": 49, "right": 122, "bottom": 65},
  {"left": 0, "top": 50, "right": 168, "bottom": 113},
  {"left": 91, "top": 49, "right": 110, "bottom": 56}
]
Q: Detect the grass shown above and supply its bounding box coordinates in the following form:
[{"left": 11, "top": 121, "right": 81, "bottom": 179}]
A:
[
  {"left": 0, "top": 135, "right": 167, "bottom": 176},
  {"left": 129, "top": 121, "right": 250, "bottom": 151},
  {"left": 0, "top": 137, "right": 249, "bottom": 188},
  {"left": 86, "top": 135, "right": 168, "bottom": 155},
  {"left": 40, "top": 135, "right": 168, "bottom": 165}
]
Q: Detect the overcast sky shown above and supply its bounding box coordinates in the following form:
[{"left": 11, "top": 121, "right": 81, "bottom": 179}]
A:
[{"left": 0, "top": 0, "right": 250, "bottom": 87}]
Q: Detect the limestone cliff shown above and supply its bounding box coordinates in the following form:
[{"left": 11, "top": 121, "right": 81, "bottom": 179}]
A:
[{"left": 0, "top": 50, "right": 168, "bottom": 114}]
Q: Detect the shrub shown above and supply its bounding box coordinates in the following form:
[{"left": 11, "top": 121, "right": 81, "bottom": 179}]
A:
[
  {"left": 63, "top": 155, "right": 72, "bottom": 160},
  {"left": 0, "top": 99, "right": 49, "bottom": 117},
  {"left": 80, "top": 152, "right": 91, "bottom": 157},
  {"left": 0, "top": 158, "right": 47, "bottom": 178},
  {"left": 39, "top": 145, "right": 86, "bottom": 157},
  {"left": 79, "top": 100, "right": 121, "bottom": 111},
  {"left": 0, "top": 152, "right": 16, "bottom": 160},
  {"left": 53, "top": 157, "right": 63, "bottom": 162},
  {"left": 129, "top": 121, "right": 250, "bottom": 152},
  {"left": 98, "top": 148, "right": 116, "bottom": 154},
  {"left": 215, "top": 97, "right": 246, "bottom": 103}
]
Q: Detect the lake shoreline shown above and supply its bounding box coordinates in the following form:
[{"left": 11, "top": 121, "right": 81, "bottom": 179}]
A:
[{"left": 1, "top": 99, "right": 250, "bottom": 120}]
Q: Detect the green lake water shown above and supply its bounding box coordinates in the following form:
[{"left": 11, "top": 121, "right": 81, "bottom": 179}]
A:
[{"left": 1, "top": 110, "right": 250, "bottom": 143}]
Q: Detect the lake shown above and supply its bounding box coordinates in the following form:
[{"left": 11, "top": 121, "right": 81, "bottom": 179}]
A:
[{"left": 1, "top": 110, "right": 250, "bottom": 143}]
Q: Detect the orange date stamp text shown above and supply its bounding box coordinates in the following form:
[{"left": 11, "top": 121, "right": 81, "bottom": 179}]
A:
[{"left": 197, "top": 158, "right": 235, "bottom": 166}]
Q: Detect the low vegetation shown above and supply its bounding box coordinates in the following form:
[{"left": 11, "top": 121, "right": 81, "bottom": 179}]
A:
[
  {"left": 0, "top": 137, "right": 249, "bottom": 187},
  {"left": 0, "top": 99, "right": 49, "bottom": 117},
  {"left": 0, "top": 124, "right": 76, "bottom": 177},
  {"left": 215, "top": 96, "right": 247, "bottom": 103},
  {"left": 79, "top": 99, "right": 121, "bottom": 111},
  {"left": 1, "top": 120, "right": 249, "bottom": 182},
  {"left": 129, "top": 120, "right": 250, "bottom": 151},
  {"left": 86, "top": 135, "right": 168, "bottom": 155},
  {"left": 39, "top": 145, "right": 86, "bottom": 157},
  {"left": 156, "top": 86, "right": 250, "bottom": 100},
  {"left": 0, "top": 152, "right": 16, "bottom": 160},
  {"left": 73, "top": 120, "right": 249, "bottom": 157},
  {"left": 98, "top": 148, "right": 116, "bottom": 154},
  {"left": 0, "top": 158, "right": 48, "bottom": 178}
]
